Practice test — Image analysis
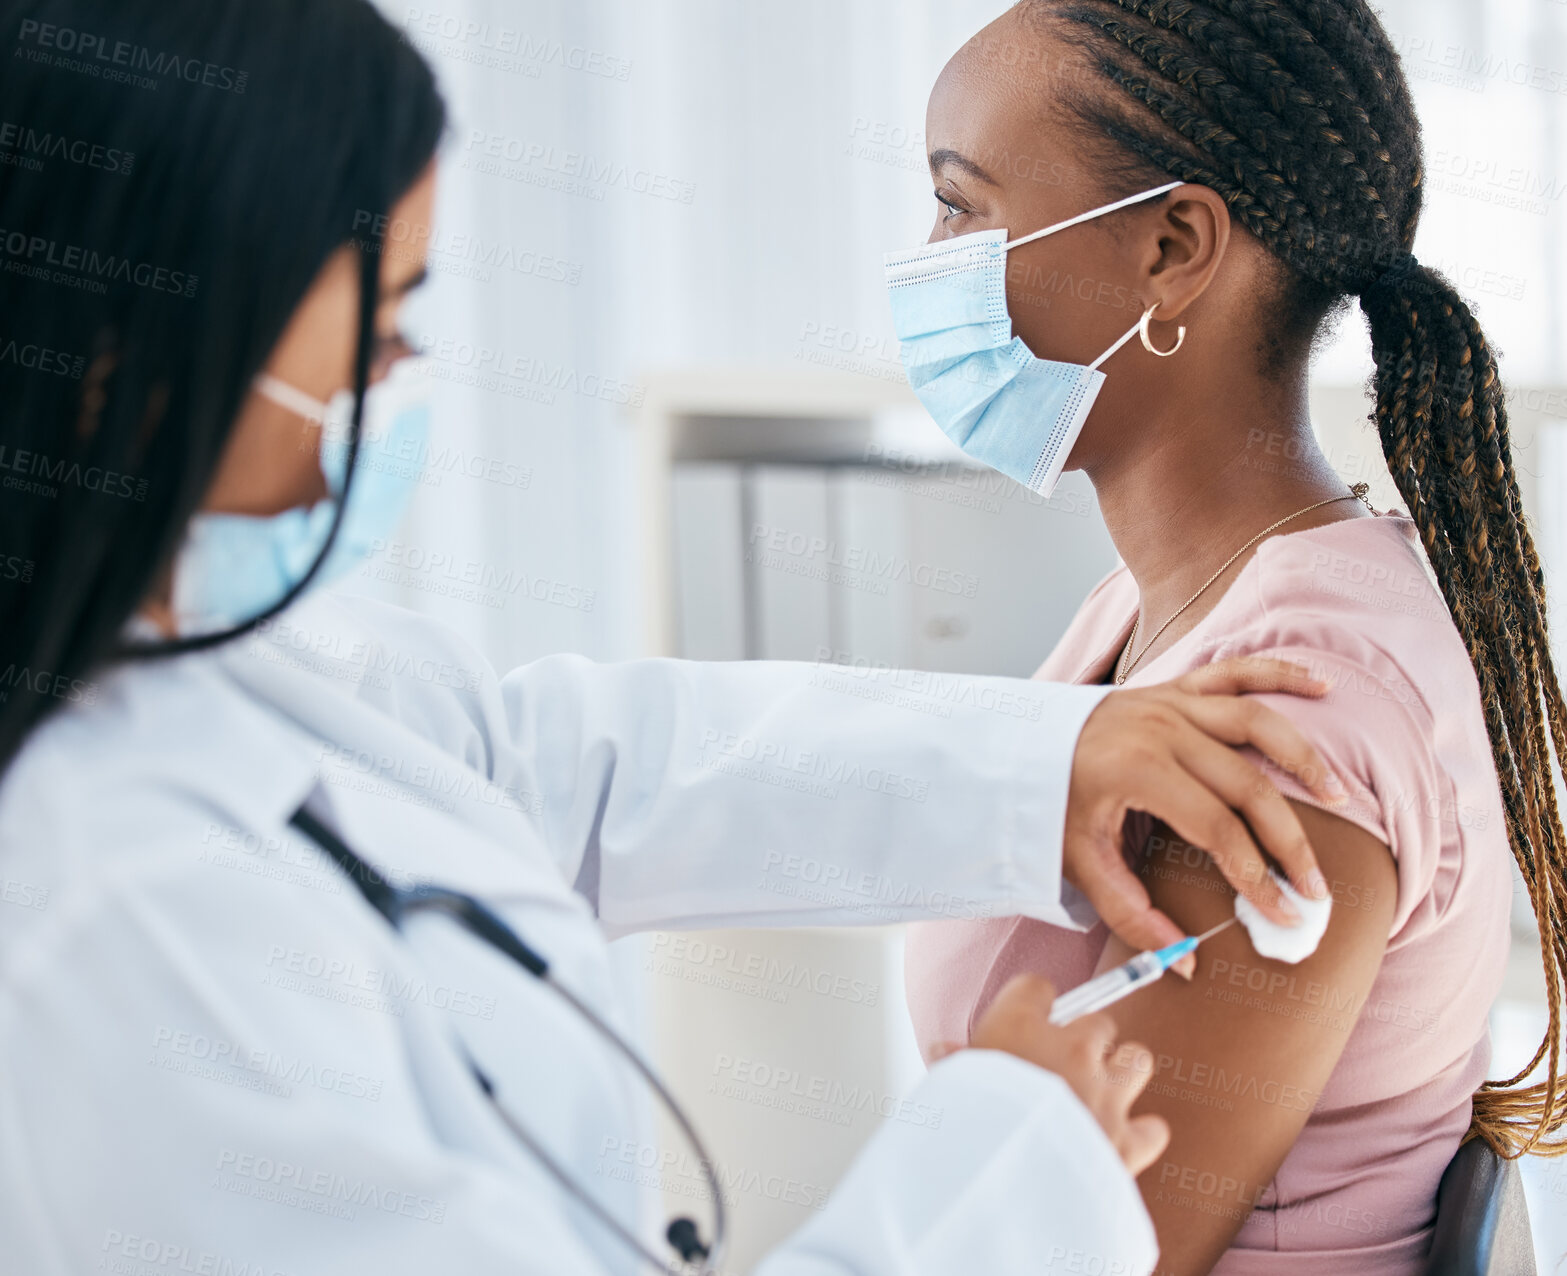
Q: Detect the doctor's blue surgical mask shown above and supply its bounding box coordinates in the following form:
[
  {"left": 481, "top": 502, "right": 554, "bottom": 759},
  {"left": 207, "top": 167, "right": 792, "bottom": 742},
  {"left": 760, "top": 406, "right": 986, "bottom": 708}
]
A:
[
  {"left": 170, "top": 359, "right": 432, "bottom": 634},
  {"left": 884, "top": 180, "right": 1182, "bottom": 497}
]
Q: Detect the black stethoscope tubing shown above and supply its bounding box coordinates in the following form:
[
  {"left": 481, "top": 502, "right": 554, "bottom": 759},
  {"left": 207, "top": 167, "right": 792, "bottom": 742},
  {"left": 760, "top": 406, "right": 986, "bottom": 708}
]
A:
[{"left": 288, "top": 806, "right": 727, "bottom": 1275}]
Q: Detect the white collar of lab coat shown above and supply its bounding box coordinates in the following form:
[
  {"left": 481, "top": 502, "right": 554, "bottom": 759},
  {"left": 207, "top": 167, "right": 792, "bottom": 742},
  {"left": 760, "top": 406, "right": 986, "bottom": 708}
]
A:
[
  {"left": 209, "top": 592, "right": 585, "bottom": 912},
  {"left": 107, "top": 606, "right": 329, "bottom": 841},
  {"left": 76, "top": 641, "right": 327, "bottom": 845}
]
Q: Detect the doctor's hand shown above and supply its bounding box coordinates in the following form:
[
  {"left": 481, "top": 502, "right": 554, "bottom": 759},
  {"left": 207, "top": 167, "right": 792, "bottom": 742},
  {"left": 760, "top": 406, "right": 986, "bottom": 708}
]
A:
[
  {"left": 938, "top": 974, "right": 1170, "bottom": 1176},
  {"left": 1066, "top": 656, "right": 1341, "bottom": 962}
]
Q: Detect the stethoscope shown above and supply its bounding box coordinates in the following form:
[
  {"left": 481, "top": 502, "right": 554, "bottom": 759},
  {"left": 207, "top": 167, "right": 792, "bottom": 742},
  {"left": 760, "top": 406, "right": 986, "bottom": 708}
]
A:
[{"left": 288, "top": 807, "right": 727, "bottom": 1275}]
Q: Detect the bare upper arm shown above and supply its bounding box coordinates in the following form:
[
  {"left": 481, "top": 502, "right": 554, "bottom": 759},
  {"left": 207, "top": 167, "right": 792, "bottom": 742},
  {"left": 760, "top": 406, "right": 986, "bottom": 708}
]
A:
[{"left": 1093, "top": 801, "right": 1397, "bottom": 1276}]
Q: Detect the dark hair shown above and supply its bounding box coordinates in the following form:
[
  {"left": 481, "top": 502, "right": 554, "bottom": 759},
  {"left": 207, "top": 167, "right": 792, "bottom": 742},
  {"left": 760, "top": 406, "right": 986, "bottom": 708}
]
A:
[
  {"left": 0, "top": 0, "right": 444, "bottom": 771},
  {"left": 1020, "top": 0, "right": 1566, "bottom": 1157}
]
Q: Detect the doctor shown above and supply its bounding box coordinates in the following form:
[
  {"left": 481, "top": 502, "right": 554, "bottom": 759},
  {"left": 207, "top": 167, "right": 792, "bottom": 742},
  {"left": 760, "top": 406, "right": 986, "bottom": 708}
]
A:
[{"left": 0, "top": 2, "right": 1338, "bottom": 1273}]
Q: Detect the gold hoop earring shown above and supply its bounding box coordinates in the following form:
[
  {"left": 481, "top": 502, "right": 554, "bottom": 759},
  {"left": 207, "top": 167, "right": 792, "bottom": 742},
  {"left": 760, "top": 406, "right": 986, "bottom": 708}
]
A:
[{"left": 1139, "top": 303, "right": 1187, "bottom": 357}]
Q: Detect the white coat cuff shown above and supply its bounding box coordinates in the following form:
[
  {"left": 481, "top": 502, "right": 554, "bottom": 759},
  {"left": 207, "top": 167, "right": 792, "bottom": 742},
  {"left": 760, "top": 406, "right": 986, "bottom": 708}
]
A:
[
  {"left": 1010, "top": 683, "right": 1110, "bottom": 931},
  {"left": 759, "top": 1047, "right": 1158, "bottom": 1275}
]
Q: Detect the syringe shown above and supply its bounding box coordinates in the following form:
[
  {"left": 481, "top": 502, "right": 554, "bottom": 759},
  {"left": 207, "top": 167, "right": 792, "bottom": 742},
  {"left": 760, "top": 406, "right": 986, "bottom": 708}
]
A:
[{"left": 1048, "top": 917, "right": 1237, "bottom": 1025}]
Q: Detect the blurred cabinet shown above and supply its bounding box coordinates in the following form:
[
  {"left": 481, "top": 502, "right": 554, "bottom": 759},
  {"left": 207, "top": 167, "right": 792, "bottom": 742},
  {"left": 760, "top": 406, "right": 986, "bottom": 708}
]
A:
[
  {"left": 676, "top": 461, "right": 1116, "bottom": 672},
  {"left": 636, "top": 369, "right": 1112, "bottom": 667},
  {"left": 669, "top": 465, "right": 747, "bottom": 661},
  {"left": 660, "top": 424, "right": 1117, "bottom": 676}
]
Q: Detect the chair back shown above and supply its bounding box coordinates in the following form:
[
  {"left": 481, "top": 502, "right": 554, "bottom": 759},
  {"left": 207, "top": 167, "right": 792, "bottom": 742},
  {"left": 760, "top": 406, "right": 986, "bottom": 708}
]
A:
[{"left": 1426, "top": 1137, "right": 1536, "bottom": 1275}]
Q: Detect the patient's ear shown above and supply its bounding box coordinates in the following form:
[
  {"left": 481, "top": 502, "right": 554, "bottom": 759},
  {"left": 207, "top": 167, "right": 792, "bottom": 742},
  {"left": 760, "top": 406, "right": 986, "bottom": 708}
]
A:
[{"left": 1137, "top": 185, "right": 1231, "bottom": 322}]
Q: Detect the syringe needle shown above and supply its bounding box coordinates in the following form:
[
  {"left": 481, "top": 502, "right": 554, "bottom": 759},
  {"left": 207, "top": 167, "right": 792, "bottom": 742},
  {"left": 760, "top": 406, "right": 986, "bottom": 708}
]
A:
[{"left": 1193, "top": 916, "right": 1238, "bottom": 945}]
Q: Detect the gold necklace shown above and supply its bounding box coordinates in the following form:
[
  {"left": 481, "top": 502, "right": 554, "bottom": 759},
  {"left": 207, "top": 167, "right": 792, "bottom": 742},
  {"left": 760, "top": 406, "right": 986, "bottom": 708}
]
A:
[{"left": 1113, "top": 483, "right": 1372, "bottom": 685}]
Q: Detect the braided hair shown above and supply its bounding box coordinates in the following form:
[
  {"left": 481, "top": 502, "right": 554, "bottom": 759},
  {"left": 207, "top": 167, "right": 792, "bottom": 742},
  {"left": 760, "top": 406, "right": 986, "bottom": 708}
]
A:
[{"left": 1020, "top": 0, "right": 1566, "bottom": 1158}]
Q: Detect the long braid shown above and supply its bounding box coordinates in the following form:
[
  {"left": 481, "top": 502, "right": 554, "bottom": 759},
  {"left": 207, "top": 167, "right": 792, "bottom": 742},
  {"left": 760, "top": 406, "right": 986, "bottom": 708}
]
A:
[{"left": 1025, "top": 0, "right": 1567, "bottom": 1157}]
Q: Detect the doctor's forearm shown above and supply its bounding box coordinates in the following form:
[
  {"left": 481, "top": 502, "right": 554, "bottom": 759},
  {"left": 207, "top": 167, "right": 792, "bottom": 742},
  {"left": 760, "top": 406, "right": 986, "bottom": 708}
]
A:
[{"left": 495, "top": 654, "right": 1108, "bottom": 934}]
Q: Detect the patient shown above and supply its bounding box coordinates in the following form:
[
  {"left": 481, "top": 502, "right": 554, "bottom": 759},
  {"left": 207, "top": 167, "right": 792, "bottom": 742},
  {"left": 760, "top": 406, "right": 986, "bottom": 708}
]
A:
[{"left": 901, "top": 3, "right": 1567, "bottom": 1274}]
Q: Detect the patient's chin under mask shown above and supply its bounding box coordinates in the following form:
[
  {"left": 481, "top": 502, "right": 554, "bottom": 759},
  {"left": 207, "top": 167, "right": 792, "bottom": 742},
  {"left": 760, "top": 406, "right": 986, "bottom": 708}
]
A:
[
  {"left": 884, "top": 181, "right": 1180, "bottom": 497},
  {"left": 170, "top": 360, "right": 431, "bottom": 635}
]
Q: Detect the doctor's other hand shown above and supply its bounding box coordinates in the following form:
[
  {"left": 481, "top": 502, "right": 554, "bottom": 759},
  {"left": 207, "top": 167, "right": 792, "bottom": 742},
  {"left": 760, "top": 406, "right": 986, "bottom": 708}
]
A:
[
  {"left": 947, "top": 974, "right": 1169, "bottom": 1176},
  {"left": 1066, "top": 656, "right": 1342, "bottom": 961}
]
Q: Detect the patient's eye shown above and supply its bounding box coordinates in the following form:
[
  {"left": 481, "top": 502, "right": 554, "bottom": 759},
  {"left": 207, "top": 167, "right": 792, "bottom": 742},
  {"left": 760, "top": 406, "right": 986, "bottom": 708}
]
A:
[{"left": 934, "top": 191, "right": 968, "bottom": 222}]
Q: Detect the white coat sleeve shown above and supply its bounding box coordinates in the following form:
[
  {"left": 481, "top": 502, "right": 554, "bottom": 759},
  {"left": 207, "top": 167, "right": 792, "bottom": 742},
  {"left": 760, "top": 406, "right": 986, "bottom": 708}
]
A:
[
  {"left": 489, "top": 654, "right": 1108, "bottom": 935},
  {"left": 315, "top": 599, "right": 1105, "bottom": 933},
  {"left": 756, "top": 1050, "right": 1159, "bottom": 1276}
]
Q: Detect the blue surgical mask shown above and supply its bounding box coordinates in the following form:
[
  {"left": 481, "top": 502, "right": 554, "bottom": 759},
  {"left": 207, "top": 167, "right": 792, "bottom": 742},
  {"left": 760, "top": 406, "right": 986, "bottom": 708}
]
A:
[
  {"left": 884, "top": 181, "right": 1180, "bottom": 496},
  {"left": 170, "top": 359, "right": 432, "bottom": 634}
]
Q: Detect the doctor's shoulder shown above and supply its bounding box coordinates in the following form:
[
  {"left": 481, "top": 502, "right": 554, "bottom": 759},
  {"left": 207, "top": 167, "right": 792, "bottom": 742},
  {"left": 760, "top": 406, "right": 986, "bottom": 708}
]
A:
[
  {"left": 0, "top": 652, "right": 409, "bottom": 1010},
  {"left": 257, "top": 591, "right": 498, "bottom": 701},
  {"left": 0, "top": 653, "right": 299, "bottom": 930}
]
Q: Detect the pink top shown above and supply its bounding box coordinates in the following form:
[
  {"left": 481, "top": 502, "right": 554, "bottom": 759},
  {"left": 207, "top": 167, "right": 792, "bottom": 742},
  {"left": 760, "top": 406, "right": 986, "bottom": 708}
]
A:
[{"left": 905, "top": 514, "right": 1513, "bottom": 1274}]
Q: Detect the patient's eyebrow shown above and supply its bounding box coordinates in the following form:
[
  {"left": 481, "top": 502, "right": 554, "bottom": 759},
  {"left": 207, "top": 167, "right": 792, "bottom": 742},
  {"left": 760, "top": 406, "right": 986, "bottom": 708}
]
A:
[{"left": 929, "top": 148, "right": 999, "bottom": 186}]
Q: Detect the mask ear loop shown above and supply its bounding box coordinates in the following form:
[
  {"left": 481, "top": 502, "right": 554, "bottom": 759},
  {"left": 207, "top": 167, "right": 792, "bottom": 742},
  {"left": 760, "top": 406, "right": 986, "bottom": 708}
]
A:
[
  {"left": 999, "top": 179, "right": 1185, "bottom": 373},
  {"left": 122, "top": 245, "right": 380, "bottom": 658},
  {"left": 253, "top": 373, "right": 332, "bottom": 424},
  {"left": 1089, "top": 317, "right": 1144, "bottom": 372},
  {"left": 1003, "top": 179, "right": 1182, "bottom": 252},
  {"left": 1088, "top": 302, "right": 1189, "bottom": 371}
]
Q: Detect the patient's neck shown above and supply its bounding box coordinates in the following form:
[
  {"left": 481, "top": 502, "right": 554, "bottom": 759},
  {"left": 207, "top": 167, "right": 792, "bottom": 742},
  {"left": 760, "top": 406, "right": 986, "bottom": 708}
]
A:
[{"left": 1083, "top": 370, "right": 1351, "bottom": 639}]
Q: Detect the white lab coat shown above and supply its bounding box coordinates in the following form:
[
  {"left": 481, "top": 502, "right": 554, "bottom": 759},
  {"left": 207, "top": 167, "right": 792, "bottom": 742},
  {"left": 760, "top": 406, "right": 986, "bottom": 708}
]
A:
[{"left": 0, "top": 591, "right": 1158, "bottom": 1275}]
